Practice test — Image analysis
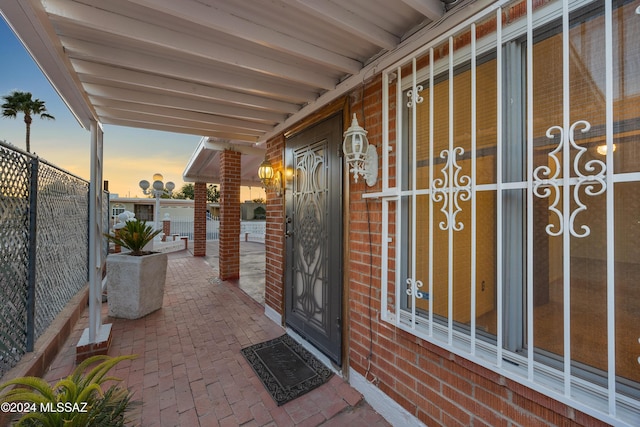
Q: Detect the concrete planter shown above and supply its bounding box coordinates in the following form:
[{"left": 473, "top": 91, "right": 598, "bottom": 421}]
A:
[{"left": 106, "top": 251, "right": 168, "bottom": 319}]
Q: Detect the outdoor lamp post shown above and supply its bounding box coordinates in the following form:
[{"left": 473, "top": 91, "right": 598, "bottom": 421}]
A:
[{"left": 139, "top": 173, "right": 175, "bottom": 234}]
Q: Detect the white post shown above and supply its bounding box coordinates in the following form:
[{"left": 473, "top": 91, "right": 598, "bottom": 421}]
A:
[
  {"left": 155, "top": 193, "right": 161, "bottom": 233},
  {"left": 88, "top": 121, "right": 103, "bottom": 342}
]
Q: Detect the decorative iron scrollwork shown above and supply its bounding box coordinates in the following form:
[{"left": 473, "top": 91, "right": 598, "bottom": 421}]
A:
[
  {"left": 431, "top": 146, "right": 471, "bottom": 231},
  {"left": 533, "top": 120, "right": 606, "bottom": 238},
  {"left": 406, "top": 278, "right": 425, "bottom": 299},
  {"left": 407, "top": 85, "right": 424, "bottom": 108}
]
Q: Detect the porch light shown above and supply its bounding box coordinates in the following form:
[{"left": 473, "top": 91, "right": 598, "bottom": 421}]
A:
[
  {"left": 139, "top": 173, "right": 175, "bottom": 236},
  {"left": 596, "top": 143, "right": 616, "bottom": 156},
  {"left": 343, "top": 113, "right": 378, "bottom": 186},
  {"left": 258, "top": 157, "right": 282, "bottom": 197}
]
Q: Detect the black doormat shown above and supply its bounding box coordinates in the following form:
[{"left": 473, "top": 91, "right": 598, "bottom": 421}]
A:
[{"left": 241, "top": 334, "right": 333, "bottom": 406}]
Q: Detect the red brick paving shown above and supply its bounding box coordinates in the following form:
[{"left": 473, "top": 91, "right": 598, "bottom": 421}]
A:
[{"left": 43, "top": 251, "right": 390, "bottom": 427}]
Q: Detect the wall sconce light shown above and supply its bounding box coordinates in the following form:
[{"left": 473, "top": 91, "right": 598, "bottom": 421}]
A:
[
  {"left": 596, "top": 143, "right": 617, "bottom": 156},
  {"left": 258, "top": 157, "right": 283, "bottom": 197},
  {"left": 343, "top": 113, "right": 378, "bottom": 186}
]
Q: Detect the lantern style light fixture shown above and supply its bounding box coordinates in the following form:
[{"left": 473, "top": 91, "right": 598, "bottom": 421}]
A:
[
  {"left": 343, "top": 113, "right": 378, "bottom": 186},
  {"left": 596, "top": 143, "right": 617, "bottom": 156},
  {"left": 139, "top": 173, "right": 175, "bottom": 234},
  {"left": 258, "top": 157, "right": 282, "bottom": 197}
]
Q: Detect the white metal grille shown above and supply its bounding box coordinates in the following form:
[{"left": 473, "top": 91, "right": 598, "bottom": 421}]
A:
[{"left": 372, "top": 0, "right": 640, "bottom": 425}]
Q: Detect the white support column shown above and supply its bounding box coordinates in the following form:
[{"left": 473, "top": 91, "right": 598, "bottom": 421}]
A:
[
  {"left": 77, "top": 120, "right": 112, "bottom": 362},
  {"left": 88, "top": 120, "right": 103, "bottom": 342}
]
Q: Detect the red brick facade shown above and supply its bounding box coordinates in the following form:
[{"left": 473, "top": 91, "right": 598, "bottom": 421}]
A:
[
  {"left": 219, "top": 150, "right": 241, "bottom": 281},
  {"left": 162, "top": 218, "right": 170, "bottom": 242},
  {"left": 193, "top": 182, "right": 207, "bottom": 257},
  {"left": 263, "top": 74, "right": 607, "bottom": 426},
  {"left": 342, "top": 77, "right": 605, "bottom": 426},
  {"left": 264, "top": 135, "right": 285, "bottom": 320}
]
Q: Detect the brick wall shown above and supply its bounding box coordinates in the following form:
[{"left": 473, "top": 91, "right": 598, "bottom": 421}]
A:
[
  {"left": 193, "top": 182, "right": 207, "bottom": 257},
  {"left": 264, "top": 135, "right": 285, "bottom": 319},
  {"left": 162, "top": 218, "right": 170, "bottom": 242},
  {"left": 344, "top": 76, "right": 606, "bottom": 426},
  {"left": 219, "top": 150, "right": 241, "bottom": 281}
]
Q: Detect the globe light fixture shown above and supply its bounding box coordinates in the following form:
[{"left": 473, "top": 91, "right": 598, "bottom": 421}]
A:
[{"left": 139, "top": 173, "right": 175, "bottom": 236}]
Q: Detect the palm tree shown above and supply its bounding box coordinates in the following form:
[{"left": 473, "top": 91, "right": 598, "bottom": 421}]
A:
[{"left": 2, "top": 91, "right": 55, "bottom": 153}]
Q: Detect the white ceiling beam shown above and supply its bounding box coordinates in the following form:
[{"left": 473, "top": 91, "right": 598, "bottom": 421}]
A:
[
  {"left": 61, "top": 37, "right": 319, "bottom": 103},
  {"left": 182, "top": 139, "right": 265, "bottom": 185},
  {"left": 125, "top": 0, "right": 362, "bottom": 74},
  {"left": 398, "top": 0, "right": 444, "bottom": 21},
  {"left": 95, "top": 106, "right": 267, "bottom": 136},
  {"left": 183, "top": 172, "right": 263, "bottom": 187},
  {"left": 102, "top": 117, "right": 260, "bottom": 142},
  {"left": 72, "top": 60, "right": 300, "bottom": 114},
  {"left": 45, "top": 0, "right": 337, "bottom": 90},
  {"left": 263, "top": 0, "right": 497, "bottom": 143},
  {"left": 183, "top": 142, "right": 216, "bottom": 181},
  {"left": 95, "top": 107, "right": 265, "bottom": 137},
  {"left": 83, "top": 84, "right": 286, "bottom": 123},
  {"left": 91, "top": 99, "right": 275, "bottom": 132},
  {"left": 284, "top": 0, "right": 399, "bottom": 50},
  {"left": 204, "top": 140, "right": 266, "bottom": 157}
]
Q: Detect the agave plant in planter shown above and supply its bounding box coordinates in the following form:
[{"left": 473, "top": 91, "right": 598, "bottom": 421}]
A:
[
  {"left": 0, "top": 354, "right": 137, "bottom": 427},
  {"left": 104, "top": 219, "right": 167, "bottom": 319},
  {"left": 106, "top": 217, "right": 162, "bottom": 256}
]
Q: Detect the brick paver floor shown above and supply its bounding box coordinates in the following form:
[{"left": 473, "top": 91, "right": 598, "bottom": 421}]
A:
[{"left": 44, "top": 250, "right": 390, "bottom": 427}]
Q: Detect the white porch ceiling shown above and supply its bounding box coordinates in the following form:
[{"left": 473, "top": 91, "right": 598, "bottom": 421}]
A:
[
  {"left": 183, "top": 137, "right": 267, "bottom": 186},
  {"left": 0, "top": 0, "right": 478, "bottom": 180}
]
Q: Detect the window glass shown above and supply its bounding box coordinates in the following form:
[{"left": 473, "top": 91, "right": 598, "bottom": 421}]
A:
[
  {"left": 399, "top": 0, "right": 640, "bottom": 390},
  {"left": 531, "top": 1, "right": 640, "bottom": 385}
]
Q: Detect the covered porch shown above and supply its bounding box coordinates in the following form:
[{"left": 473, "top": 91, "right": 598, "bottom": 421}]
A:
[
  {"left": 42, "top": 248, "right": 389, "bottom": 426},
  {"left": 0, "top": 0, "right": 457, "bottom": 375},
  {"left": 6, "top": 1, "right": 634, "bottom": 426}
]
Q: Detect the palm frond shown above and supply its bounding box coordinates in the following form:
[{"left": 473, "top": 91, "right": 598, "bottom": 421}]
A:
[{"left": 104, "top": 219, "right": 162, "bottom": 255}]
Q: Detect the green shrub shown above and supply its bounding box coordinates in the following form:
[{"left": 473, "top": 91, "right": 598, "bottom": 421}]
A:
[
  {"left": 105, "top": 219, "right": 161, "bottom": 256},
  {"left": 0, "top": 354, "right": 137, "bottom": 426}
]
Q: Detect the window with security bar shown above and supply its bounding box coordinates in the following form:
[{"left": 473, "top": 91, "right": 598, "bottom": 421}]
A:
[{"left": 376, "top": 0, "right": 640, "bottom": 423}]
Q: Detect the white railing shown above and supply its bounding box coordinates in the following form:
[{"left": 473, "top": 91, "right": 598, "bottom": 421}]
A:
[{"left": 168, "top": 216, "right": 265, "bottom": 242}]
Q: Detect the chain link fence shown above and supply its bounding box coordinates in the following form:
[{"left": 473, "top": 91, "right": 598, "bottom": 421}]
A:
[
  {"left": 0, "top": 141, "right": 107, "bottom": 377},
  {"left": 0, "top": 145, "right": 31, "bottom": 377}
]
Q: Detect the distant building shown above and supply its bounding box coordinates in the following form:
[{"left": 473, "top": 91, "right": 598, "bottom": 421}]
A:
[{"left": 108, "top": 195, "right": 265, "bottom": 227}]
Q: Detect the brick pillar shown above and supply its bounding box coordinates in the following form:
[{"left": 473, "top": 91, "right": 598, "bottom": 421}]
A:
[
  {"left": 264, "top": 135, "right": 285, "bottom": 319},
  {"left": 193, "top": 182, "right": 207, "bottom": 257},
  {"left": 162, "top": 216, "right": 170, "bottom": 242},
  {"left": 220, "top": 150, "right": 241, "bottom": 280}
]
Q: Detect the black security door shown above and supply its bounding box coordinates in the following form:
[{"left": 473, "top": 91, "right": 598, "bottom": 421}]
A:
[{"left": 284, "top": 113, "right": 343, "bottom": 365}]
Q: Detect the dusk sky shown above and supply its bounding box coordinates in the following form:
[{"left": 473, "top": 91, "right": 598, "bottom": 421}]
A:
[{"left": 0, "top": 17, "right": 263, "bottom": 201}]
